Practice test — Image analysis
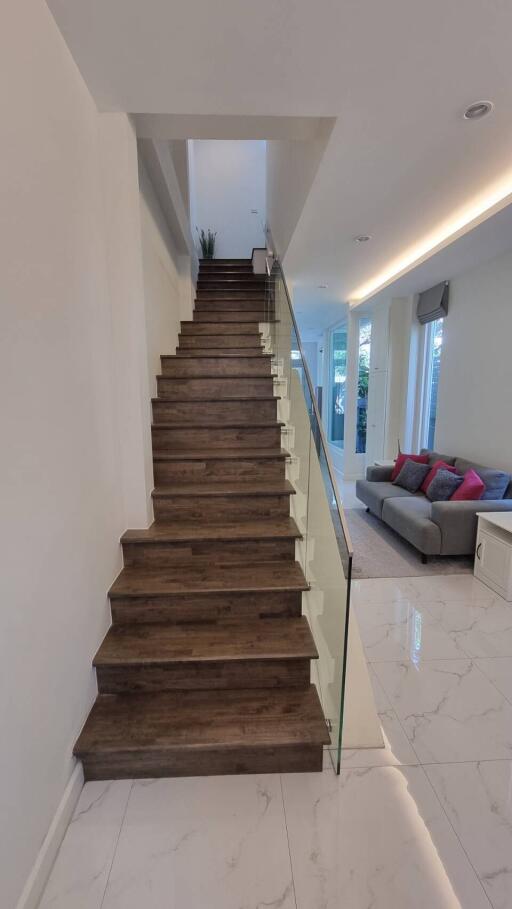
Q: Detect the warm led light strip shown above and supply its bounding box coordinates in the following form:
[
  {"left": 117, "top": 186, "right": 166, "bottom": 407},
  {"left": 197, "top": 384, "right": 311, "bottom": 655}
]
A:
[{"left": 349, "top": 177, "right": 512, "bottom": 306}]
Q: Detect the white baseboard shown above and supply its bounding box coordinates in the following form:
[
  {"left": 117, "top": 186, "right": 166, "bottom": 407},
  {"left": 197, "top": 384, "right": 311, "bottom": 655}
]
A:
[{"left": 16, "top": 762, "right": 84, "bottom": 909}]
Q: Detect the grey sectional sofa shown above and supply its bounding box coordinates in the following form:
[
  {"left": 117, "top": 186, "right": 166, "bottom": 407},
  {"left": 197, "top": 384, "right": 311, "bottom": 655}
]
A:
[{"left": 355, "top": 450, "right": 512, "bottom": 560}]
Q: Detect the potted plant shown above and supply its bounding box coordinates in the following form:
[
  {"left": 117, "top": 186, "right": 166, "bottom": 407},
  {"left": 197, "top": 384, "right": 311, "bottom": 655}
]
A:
[{"left": 196, "top": 228, "right": 217, "bottom": 259}]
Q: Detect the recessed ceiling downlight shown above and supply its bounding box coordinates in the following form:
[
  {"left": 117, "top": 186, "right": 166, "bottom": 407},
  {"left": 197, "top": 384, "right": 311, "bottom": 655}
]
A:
[
  {"left": 355, "top": 235, "right": 372, "bottom": 244},
  {"left": 463, "top": 100, "right": 494, "bottom": 120}
]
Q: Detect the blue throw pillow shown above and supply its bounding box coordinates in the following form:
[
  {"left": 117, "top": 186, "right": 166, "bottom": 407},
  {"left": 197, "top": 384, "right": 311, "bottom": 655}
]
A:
[
  {"left": 476, "top": 468, "right": 510, "bottom": 501},
  {"left": 426, "top": 468, "right": 463, "bottom": 502}
]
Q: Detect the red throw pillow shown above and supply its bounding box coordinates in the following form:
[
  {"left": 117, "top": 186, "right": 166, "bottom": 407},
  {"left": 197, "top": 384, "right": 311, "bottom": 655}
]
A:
[
  {"left": 450, "top": 468, "right": 485, "bottom": 501},
  {"left": 421, "top": 460, "right": 458, "bottom": 494},
  {"left": 391, "top": 453, "right": 429, "bottom": 482}
]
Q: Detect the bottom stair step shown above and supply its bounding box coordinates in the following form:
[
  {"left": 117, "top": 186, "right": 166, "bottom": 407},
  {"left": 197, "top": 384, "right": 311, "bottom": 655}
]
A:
[{"left": 74, "top": 685, "right": 330, "bottom": 779}]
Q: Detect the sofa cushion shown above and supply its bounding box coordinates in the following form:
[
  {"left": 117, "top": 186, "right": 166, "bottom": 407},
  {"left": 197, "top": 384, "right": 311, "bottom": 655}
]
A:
[
  {"left": 432, "top": 498, "right": 512, "bottom": 555},
  {"left": 391, "top": 453, "right": 429, "bottom": 481},
  {"left": 454, "top": 458, "right": 511, "bottom": 501},
  {"left": 393, "top": 459, "right": 431, "bottom": 492},
  {"left": 421, "top": 449, "right": 457, "bottom": 466},
  {"left": 366, "top": 465, "right": 393, "bottom": 482},
  {"left": 382, "top": 497, "right": 441, "bottom": 555},
  {"left": 355, "top": 479, "right": 417, "bottom": 519},
  {"left": 426, "top": 468, "right": 464, "bottom": 502}
]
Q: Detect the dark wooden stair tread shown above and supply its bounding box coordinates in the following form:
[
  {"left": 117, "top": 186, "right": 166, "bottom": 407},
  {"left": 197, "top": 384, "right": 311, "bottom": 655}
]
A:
[
  {"left": 175, "top": 349, "right": 266, "bottom": 357},
  {"left": 94, "top": 617, "right": 317, "bottom": 666},
  {"left": 109, "top": 561, "right": 308, "bottom": 599},
  {"left": 156, "top": 373, "right": 278, "bottom": 381},
  {"left": 74, "top": 686, "right": 330, "bottom": 755},
  {"left": 152, "top": 396, "right": 280, "bottom": 403},
  {"left": 152, "top": 447, "right": 289, "bottom": 461},
  {"left": 152, "top": 480, "right": 295, "bottom": 498},
  {"left": 151, "top": 421, "right": 284, "bottom": 430},
  {"left": 121, "top": 517, "right": 301, "bottom": 545},
  {"left": 162, "top": 353, "right": 272, "bottom": 359}
]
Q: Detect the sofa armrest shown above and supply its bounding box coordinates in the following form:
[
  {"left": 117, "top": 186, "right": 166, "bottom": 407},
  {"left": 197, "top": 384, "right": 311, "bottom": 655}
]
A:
[
  {"left": 430, "top": 499, "right": 512, "bottom": 555},
  {"left": 366, "top": 465, "right": 394, "bottom": 482}
]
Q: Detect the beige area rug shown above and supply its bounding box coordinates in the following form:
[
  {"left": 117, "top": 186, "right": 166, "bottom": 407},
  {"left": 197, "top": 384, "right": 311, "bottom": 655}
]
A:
[{"left": 345, "top": 507, "right": 473, "bottom": 579}]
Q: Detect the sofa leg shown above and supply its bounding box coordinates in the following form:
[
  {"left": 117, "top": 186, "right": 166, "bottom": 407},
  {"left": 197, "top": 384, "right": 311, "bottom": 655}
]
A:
[
  {"left": 366, "top": 507, "right": 370, "bottom": 513},
  {"left": 421, "top": 553, "right": 428, "bottom": 565}
]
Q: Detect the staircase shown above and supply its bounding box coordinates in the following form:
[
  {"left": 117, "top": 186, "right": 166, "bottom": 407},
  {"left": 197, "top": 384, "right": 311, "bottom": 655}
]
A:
[{"left": 74, "top": 258, "right": 330, "bottom": 779}]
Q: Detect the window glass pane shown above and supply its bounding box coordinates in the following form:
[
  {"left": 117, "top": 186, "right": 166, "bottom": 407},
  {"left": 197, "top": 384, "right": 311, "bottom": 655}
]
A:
[
  {"left": 330, "top": 326, "right": 347, "bottom": 448},
  {"left": 426, "top": 318, "right": 443, "bottom": 449},
  {"left": 356, "top": 317, "right": 372, "bottom": 454}
]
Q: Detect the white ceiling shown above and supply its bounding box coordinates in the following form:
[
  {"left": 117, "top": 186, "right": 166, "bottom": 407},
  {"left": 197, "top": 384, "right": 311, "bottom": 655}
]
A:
[{"left": 48, "top": 0, "right": 512, "bottom": 308}]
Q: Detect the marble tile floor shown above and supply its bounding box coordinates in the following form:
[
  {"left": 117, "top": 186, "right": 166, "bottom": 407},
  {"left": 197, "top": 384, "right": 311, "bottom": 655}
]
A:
[{"left": 39, "top": 574, "right": 512, "bottom": 909}]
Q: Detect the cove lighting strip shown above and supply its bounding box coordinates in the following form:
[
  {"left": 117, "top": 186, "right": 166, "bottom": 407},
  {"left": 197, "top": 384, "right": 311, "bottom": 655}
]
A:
[{"left": 349, "top": 178, "right": 512, "bottom": 306}]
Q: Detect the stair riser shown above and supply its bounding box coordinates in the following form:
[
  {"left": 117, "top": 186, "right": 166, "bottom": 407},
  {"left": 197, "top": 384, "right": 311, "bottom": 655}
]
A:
[
  {"left": 121, "top": 538, "right": 296, "bottom": 568},
  {"left": 196, "top": 295, "right": 266, "bottom": 304},
  {"left": 179, "top": 334, "right": 262, "bottom": 348},
  {"left": 81, "top": 744, "right": 323, "bottom": 781},
  {"left": 194, "top": 311, "right": 265, "bottom": 323},
  {"left": 96, "top": 659, "right": 310, "bottom": 694},
  {"left": 194, "top": 311, "right": 269, "bottom": 322},
  {"left": 161, "top": 358, "right": 271, "bottom": 377},
  {"left": 198, "top": 270, "right": 264, "bottom": 277},
  {"left": 157, "top": 376, "right": 275, "bottom": 398},
  {"left": 197, "top": 280, "right": 266, "bottom": 289},
  {"left": 153, "top": 457, "right": 286, "bottom": 484},
  {"left": 194, "top": 300, "right": 269, "bottom": 312},
  {"left": 152, "top": 399, "right": 277, "bottom": 423},
  {"left": 153, "top": 493, "right": 291, "bottom": 523},
  {"left": 199, "top": 266, "right": 254, "bottom": 273},
  {"left": 110, "top": 591, "right": 302, "bottom": 625},
  {"left": 197, "top": 287, "right": 266, "bottom": 296},
  {"left": 176, "top": 347, "right": 265, "bottom": 357},
  {"left": 181, "top": 322, "right": 261, "bottom": 335},
  {"left": 152, "top": 425, "right": 282, "bottom": 450}
]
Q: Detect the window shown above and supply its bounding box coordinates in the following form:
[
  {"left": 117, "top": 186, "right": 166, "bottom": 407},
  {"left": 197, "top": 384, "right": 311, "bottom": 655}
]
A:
[
  {"left": 329, "top": 325, "right": 348, "bottom": 448},
  {"left": 423, "top": 318, "right": 444, "bottom": 450},
  {"left": 356, "top": 317, "right": 372, "bottom": 454}
]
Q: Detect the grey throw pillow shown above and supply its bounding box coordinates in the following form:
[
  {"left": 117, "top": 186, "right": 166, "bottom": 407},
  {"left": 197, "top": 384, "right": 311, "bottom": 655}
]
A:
[
  {"left": 393, "top": 459, "right": 431, "bottom": 493},
  {"left": 426, "top": 468, "right": 463, "bottom": 501}
]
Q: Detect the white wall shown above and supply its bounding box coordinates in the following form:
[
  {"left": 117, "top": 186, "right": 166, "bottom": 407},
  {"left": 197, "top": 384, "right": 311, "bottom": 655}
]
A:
[
  {"left": 189, "top": 140, "right": 266, "bottom": 258},
  {"left": 139, "top": 163, "right": 193, "bottom": 397},
  {"left": 435, "top": 249, "right": 512, "bottom": 471},
  {"left": 0, "top": 3, "right": 188, "bottom": 905},
  {"left": 266, "top": 136, "right": 330, "bottom": 258}
]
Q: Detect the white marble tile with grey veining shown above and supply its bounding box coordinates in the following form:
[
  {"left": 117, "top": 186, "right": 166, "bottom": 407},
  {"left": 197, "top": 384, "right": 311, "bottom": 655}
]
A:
[
  {"left": 425, "top": 760, "right": 512, "bottom": 909},
  {"left": 355, "top": 601, "right": 469, "bottom": 663},
  {"left": 101, "top": 775, "right": 294, "bottom": 909},
  {"left": 475, "top": 657, "right": 512, "bottom": 704},
  {"left": 425, "top": 599, "right": 512, "bottom": 657},
  {"left": 373, "top": 658, "right": 512, "bottom": 762},
  {"left": 282, "top": 764, "right": 490, "bottom": 909},
  {"left": 351, "top": 576, "right": 420, "bottom": 606},
  {"left": 340, "top": 707, "right": 420, "bottom": 768},
  {"left": 408, "top": 574, "right": 499, "bottom": 605},
  {"left": 39, "top": 780, "right": 132, "bottom": 909}
]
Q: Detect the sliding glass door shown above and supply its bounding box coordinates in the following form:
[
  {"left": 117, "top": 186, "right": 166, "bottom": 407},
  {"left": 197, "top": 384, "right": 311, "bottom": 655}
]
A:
[
  {"left": 329, "top": 324, "right": 348, "bottom": 449},
  {"left": 423, "top": 318, "right": 444, "bottom": 450},
  {"left": 356, "top": 317, "right": 372, "bottom": 454}
]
